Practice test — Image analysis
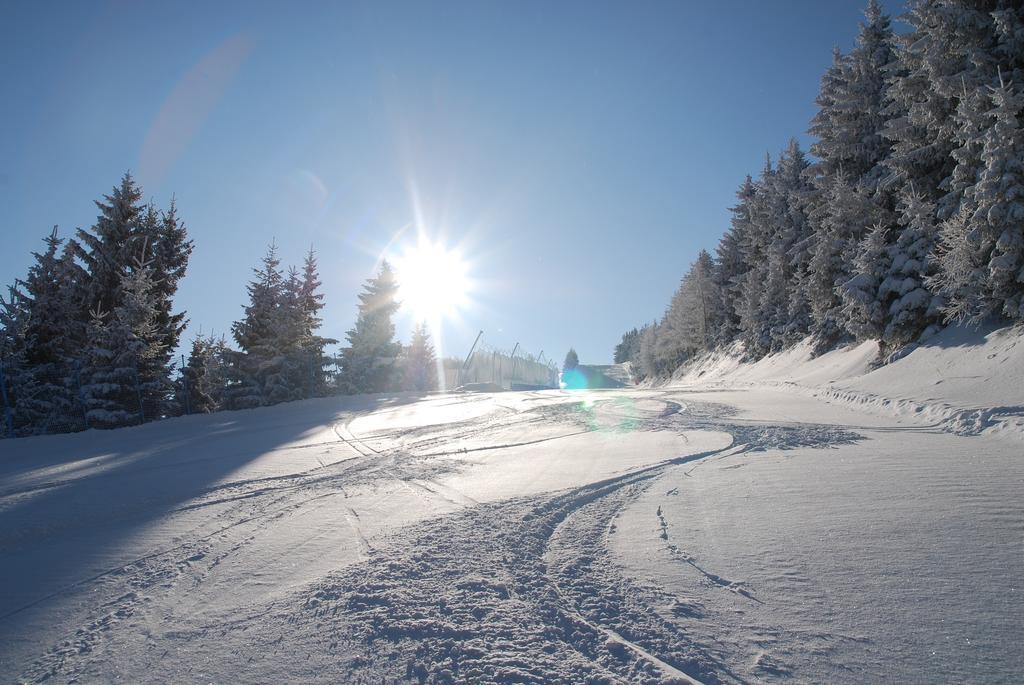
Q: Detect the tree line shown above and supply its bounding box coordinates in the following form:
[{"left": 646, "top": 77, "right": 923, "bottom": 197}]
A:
[
  {"left": 617, "top": 0, "right": 1024, "bottom": 380},
  {"left": 0, "top": 174, "right": 438, "bottom": 437}
]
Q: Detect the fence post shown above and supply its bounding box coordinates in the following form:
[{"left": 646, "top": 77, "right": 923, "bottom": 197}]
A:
[
  {"left": 181, "top": 354, "right": 191, "bottom": 415},
  {"left": 131, "top": 367, "right": 145, "bottom": 424},
  {"left": 0, "top": 360, "right": 14, "bottom": 438}
]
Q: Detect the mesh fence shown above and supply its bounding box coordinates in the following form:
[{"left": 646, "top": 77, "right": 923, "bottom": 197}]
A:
[{"left": 453, "top": 344, "right": 558, "bottom": 389}]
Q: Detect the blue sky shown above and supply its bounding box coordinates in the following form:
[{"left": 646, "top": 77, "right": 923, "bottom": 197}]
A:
[{"left": 1, "top": 0, "right": 902, "bottom": 364}]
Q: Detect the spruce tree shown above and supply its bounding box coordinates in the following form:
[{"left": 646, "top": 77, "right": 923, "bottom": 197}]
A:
[
  {"left": 72, "top": 173, "right": 146, "bottom": 318},
  {"left": 841, "top": 221, "right": 893, "bottom": 341},
  {"left": 298, "top": 248, "right": 336, "bottom": 395},
  {"left": 8, "top": 229, "right": 83, "bottom": 433},
  {"left": 228, "top": 243, "right": 285, "bottom": 408},
  {"left": 613, "top": 328, "right": 640, "bottom": 365},
  {"left": 402, "top": 323, "right": 438, "bottom": 392},
  {"left": 143, "top": 199, "right": 194, "bottom": 374},
  {"left": 563, "top": 348, "right": 579, "bottom": 372},
  {"left": 180, "top": 334, "right": 229, "bottom": 414},
  {"left": 81, "top": 257, "right": 165, "bottom": 428},
  {"left": 882, "top": 190, "right": 942, "bottom": 346},
  {"left": 70, "top": 174, "right": 190, "bottom": 416},
  {"left": 737, "top": 158, "right": 774, "bottom": 358},
  {"left": 340, "top": 262, "right": 401, "bottom": 394},
  {"left": 976, "top": 77, "right": 1024, "bottom": 321},
  {"left": 715, "top": 177, "right": 756, "bottom": 346},
  {"left": 807, "top": 175, "right": 882, "bottom": 348}
]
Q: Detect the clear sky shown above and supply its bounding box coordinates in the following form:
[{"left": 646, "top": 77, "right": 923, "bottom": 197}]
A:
[{"left": 1, "top": 0, "right": 902, "bottom": 365}]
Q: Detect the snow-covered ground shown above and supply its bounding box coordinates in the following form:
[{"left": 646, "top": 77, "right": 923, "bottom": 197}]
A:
[{"left": 1, "top": 326, "right": 1021, "bottom": 683}]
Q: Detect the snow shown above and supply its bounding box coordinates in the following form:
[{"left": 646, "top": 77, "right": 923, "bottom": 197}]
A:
[
  {"left": 1, "top": 328, "right": 1022, "bottom": 683},
  {"left": 673, "top": 323, "right": 1024, "bottom": 439}
]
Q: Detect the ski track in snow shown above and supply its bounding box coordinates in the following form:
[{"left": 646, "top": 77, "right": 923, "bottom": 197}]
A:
[{"left": 0, "top": 384, "right": 1019, "bottom": 683}]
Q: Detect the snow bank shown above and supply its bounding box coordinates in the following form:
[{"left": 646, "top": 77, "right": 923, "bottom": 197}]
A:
[{"left": 670, "top": 324, "right": 1024, "bottom": 439}]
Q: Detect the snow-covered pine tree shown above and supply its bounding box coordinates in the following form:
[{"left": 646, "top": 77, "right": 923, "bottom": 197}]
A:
[
  {"left": 838, "top": 0, "right": 899, "bottom": 192},
  {"left": 613, "top": 328, "right": 640, "bottom": 364},
  {"left": 930, "top": 205, "right": 988, "bottom": 322},
  {"left": 715, "top": 176, "right": 756, "bottom": 347},
  {"left": 634, "top": 322, "right": 663, "bottom": 380},
  {"left": 807, "top": 175, "right": 883, "bottom": 349},
  {"left": 881, "top": 190, "right": 943, "bottom": 346},
  {"left": 298, "top": 247, "right": 336, "bottom": 396},
  {"left": 228, "top": 243, "right": 286, "bottom": 408},
  {"left": 339, "top": 261, "right": 401, "bottom": 394},
  {"left": 883, "top": 0, "right": 1022, "bottom": 217},
  {"left": 976, "top": 76, "right": 1024, "bottom": 321},
  {"left": 840, "top": 221, "right": 893, "bottom": 341},
  {"left": 72, "top": 174, "right": 147, "bottom": 319},
  {"left": 750, "top": 140, "right": 811, "bottom": 353},
  {"left": 778, "top": 140, "right": 815, "bottom": 347},
  {"left": 69, "top": 175, "right": 190, "bottom": 417},
  {"left": 402, "top": 323, "right": 438, "bottom": 392},
  {"left": 180, "top": 334, "right": 229, "bottom": 414},
  {"left": 736, "top": 158, "right": 774, "bottom": 358},
  {"left": 7, "top": 228, "right": 85, "bottom": 433},
  {"left": 258, "top": 266, "right": 310, "bottom": 405},
  {"left": 141, "top": 199, "right": 194, "bottom": 387},
  {"left": 808, "top": 46, "right": 849, "bottom": 184},
  {"left": 660, "top": 251, "right": 716, "bottom": 369},
  {"left": 0, "top": 283, "right": 28, "bottom": 436},
  {"left": 81, "top": 256, "right": 165, "bottom": 428}
]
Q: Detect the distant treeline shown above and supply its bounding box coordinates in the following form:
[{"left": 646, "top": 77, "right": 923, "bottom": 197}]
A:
[
  {"left": 0, "top": 174, "right": 438, "bottom": 437},
  {"left": 617, "top": 0, "right": 1024, "bottom": 380}
]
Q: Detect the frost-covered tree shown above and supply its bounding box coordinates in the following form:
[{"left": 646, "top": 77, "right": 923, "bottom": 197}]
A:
[
  {"left": 930, "top": 206, "right": 988, "bottom": 322},
  {"left": 72, "top": 174, "right": 147, "bottom": 319},
  {"left": 141, "top": 200, "right": 194, "bottom": 374},
  {"left": 812, "top": 1, "right": 899, "bottom": 194},
  {"left": 340, "top": 262, "right": 401, "bottom": 394},
  {"left": 227, "top": 244, "right": 300, "bottom": 407},
  {"left": 841, "top": 221, "right": 893, "bottom": 341},
  {"left": 297, "top": 248, "right": 336, "bottom": 395},
  {"left": 179, "top": 334, "right": 229, "bottom": 414},
  {"left": 69, "top": 175, "right": 190, "bottom": 417},
  {"left": 81, "top": 257, "right": 166, "bottom": 428},
  {"left": 807, "top": 175, "right": 883, "bottom": 348},
  {"left": 713, "top": 176, "right": 757, "bottom": 347},
  {"left": 809, "top": 46, "right": 849, "bottom": 183},
  {"left": 883, "top": 0, "right": 1024, "bottom": 216},
  {"left": 4, "top": 229, "right": 86, "bottom": 433},
  {"left": 776, "top": 140, "right": 815, "bottom": 348},
  {"left": 402, "top": 323, "right": 438, "bottom": 392},
  {"left": 613, "top": 328, "right": 640, "bottom": 364},
  {"left": 227, "top": 243, "right": 334, "bottom": 407},
  {"left": 634, "top": 322, "right": 664, "bottom": 380},
  {"left": 737, "top": 141, "right": 813, "bottom": 355},
  {"left": 975, "top": 77, "right": 1024, "bottom": 320},
  {"left": 660, "top": 251, "right": 716, "bottom": 366},
  {"left": 736, "top": 159, "right": 774, "bottom": 358},
  {"left": 883, "top": 190, "right": 943, "bottom": 346}
]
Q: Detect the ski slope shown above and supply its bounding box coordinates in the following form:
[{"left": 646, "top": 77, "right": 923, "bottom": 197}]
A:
[{"left": 1, "top": 328, "right": 1021, "bottom": 683}]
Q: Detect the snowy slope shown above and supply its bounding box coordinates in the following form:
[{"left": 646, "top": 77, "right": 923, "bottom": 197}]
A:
[
  {"left": 1, "top": 335, "right": 1021, "bottom": 683},
  {"left": 673, "top": 323, "right": 1024, "bottom": 439}
]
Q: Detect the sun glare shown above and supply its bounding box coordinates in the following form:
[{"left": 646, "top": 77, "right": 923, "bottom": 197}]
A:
[{"left": 393, "top": 238, "right": 472, "bottom": 323}]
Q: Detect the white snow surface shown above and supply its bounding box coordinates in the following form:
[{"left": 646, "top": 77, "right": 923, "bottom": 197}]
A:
[
  {"left": 672, "top": 323, "right": 1024, "bottom": 439},
  {"left": 1, "top": 327, "right": 1021, "bottom": 683}
]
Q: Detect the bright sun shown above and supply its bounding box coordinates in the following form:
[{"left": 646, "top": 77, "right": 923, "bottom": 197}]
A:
[{"left": 393, "top": 238, "right": 472, "bottom": 323}]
